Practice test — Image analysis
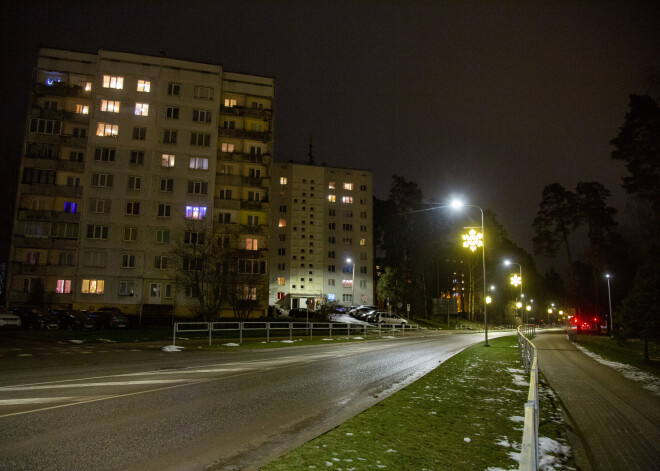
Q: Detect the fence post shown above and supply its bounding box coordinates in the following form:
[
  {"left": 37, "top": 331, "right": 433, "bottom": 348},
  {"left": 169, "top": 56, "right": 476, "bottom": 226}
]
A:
[
  {"left": 310, "top": 323, "right": 313, "bottom": 340},
  {"left": 239, "top": 322, "right": 243, "bottom": 345},
  {"left": 347, "top": 323, "right": 350, "bottom": 338},
  {"left": 209, "top": 322, "right": 212, "bottom": 347},
  {"left": 173, "top": 323, "right": 177, "bottom": 347},
  {"left": 267, "top": 322, "right": 270, "bottom": 343},
  {"left": 289, "top": 322, "right": 292, "bottom": 341},
  {"left": 330, "top": 323, "right": 333, "bottom": 339}
]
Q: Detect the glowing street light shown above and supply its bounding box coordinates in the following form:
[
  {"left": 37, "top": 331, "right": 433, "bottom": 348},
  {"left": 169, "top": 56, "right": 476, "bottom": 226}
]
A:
[
  {"left": 462, "top": 229, "right": 483, "bottom": 252},
  {"left": 516, "top": 301, "right": 523, "bottom": 308},
  {"left": 504, "top": 259, "right": 525, "bottom": 322},
  {"left": 486, "top": 296, "right": 492, "bottom": 304},
  {"left": 413, "top": 199, "right": 489, "bottom": 346},
  {"left": 605, "top": 274, "right": 613, "bottom": 336},
  {"left": 346, "top": 258, "right": 355, "bottom": 305}
]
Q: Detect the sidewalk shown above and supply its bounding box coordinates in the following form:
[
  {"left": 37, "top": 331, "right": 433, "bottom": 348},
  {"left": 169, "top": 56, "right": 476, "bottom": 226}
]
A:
[{"left": 534, "top": 331, "right": 660, "bottom": 471}]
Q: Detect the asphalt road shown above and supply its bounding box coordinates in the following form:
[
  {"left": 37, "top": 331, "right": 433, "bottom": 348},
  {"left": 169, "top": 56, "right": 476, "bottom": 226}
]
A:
[{"left": 0, "top": 331, "right": 507, "bottom": 470}]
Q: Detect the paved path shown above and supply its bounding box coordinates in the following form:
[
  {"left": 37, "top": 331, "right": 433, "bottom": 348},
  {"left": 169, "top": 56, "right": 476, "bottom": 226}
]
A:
[{"left": 534, "top": 331, "right": 660, "bottom": 471}]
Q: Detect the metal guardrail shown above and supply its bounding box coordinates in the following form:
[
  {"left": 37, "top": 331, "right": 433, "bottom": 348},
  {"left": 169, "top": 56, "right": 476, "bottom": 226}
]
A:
[
  {"left": 517, "top": 324, "right": 539, "bottom": 471},
  {"left": 173, "top": 321, "right": 419, "bottom": 346}
]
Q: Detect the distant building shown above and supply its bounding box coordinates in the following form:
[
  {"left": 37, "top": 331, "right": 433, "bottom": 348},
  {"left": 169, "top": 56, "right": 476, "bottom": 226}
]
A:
[
  {"left": 269, "top": 161, "right": 374, "bottom": 309},
  {"left": 8, "top": 48, "right": 274, "bottom": 319}
]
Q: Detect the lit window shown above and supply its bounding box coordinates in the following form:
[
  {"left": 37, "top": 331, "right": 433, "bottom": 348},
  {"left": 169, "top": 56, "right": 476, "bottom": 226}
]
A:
[
  {"left": 342, "top": 279, "right": 353, "bottom": 288},
  {"left": 100, "top": 100, "right": 120, "bottom": 112},
  {"left": 343, "top": 183, "right": 354, "bottom": 190},
  {"left": 189, "top": 156, "right": 209, "bottom": 170},
  {"left": 96, "top": 122, "right": 118, "bottom": 137},
  {"left": 278, "top": 219, "right": 287, "bottom": 227},
  {"left": 224, "top": 98, "right": 237, "bottom": 107},
  {"left": 328, "top": 182, "right": 335, "bottom": 189},
  {"left": 342, "top": 196, "right": 353, "bottom": 204},
  {"left": 135, "top": 103, "right": 149, "bottom": 116},
  {"left": 81, "top": 279, "right": 105, "bottom": 294},
  {"left": 328, "top": 195, "right": 336, "bottom": 203},
  {"left": 277, "top": 277, "right": 285, "bottom": 286},
  {"left": 221, "top": 143, "right": 235, "bottom": 152},
  {"left": 360, "top": 238, "right": 367, "bottom": 246},
  {"left": 185, "top": 206, "right": 207, "bottom": 220},
  {"left": 102, "top": 75, "right": 124, "bottom": 89},
  {"left": 83, "top": 82, "right": 92, "bottom": 91},
  {"left": 75, "top": 104, "right": 89, "bottom": 114},
  {"left": 162, "top": 154, "right": 175, "bottom": 167},
  {"left": 280, "top": 177, "right": 287, "bottom": 185},
  {"left": 63, "top": 201, "right": 77, "bottom": 213},
  {"left": 137, "top": 80, "right": 151, "bottom": 92},
  {"left": 246, "top": 238, "right": 258, "bottom": 250},
  {"left": 56, "top": 279, "right": 72, "bottom": 294}
]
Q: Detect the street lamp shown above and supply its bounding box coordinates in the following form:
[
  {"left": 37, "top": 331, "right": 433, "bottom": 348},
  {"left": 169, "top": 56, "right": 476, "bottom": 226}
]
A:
[
  {"left": 605, "top": 274, "right": 613, "bottom": 336},
  {"left": 504, "top": 259, "right": 524, "bottom": 322},
  {"left": 411, "top": 199, "right": 489, "bottom": 346},
  {"left": 346, "top": 258, "right": 355, "bottom": 306}
]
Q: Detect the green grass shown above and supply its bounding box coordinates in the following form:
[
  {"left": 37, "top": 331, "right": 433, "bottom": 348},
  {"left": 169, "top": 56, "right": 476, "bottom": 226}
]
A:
[
  {"left": 574, "top": 335, "right": 660, "bottom": 378},
  {"left": 261, "top": 335, "right": 573, "bottom": 470}
]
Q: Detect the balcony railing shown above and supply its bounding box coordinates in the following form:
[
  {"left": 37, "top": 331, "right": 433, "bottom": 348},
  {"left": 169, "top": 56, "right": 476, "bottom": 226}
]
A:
[
  {"left": 34, "top": 83, "right": 91, "bottom": 98},
  {"left": 217, "top": 151, "right": 272, "bottom": 164},
  {"left": 240, "top": 200, "right": 264, "bottom": 210},
  {"left": 217, "top": 127, "right": 272, "bottom": 142},
  {"left": 239, "top": 224, "right": 265, "bottom": 234},
  {"left": 219, "top": 105, "right": 273, "bottom": 120},
  {"left": 17, "top": 209, "right": 80, "bottom": 223},
  {"left": 19, "top": 183, "right": 83, "bottom": 198}
]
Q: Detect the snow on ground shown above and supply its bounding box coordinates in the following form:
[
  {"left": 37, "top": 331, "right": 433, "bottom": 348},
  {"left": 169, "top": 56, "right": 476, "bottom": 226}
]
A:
[
  {"left": 223, "top": 343, "right": 240, "bottom": 347},
  {"left": 510, "top": 374, "right": 530, "bottom": 387},
  {"left": 162, "top": 345, "right": 184, "bottom": 352},
  {"left": 68, "top": 339, "right": 83, "bottom": 344},
  {"left": 538, "top": 436, "right": 572, "bottom": 469},
  {"left": 98, "top": 338, "right": 116, "bottom": 343},
  {"left": 509, "top": 416, "right": 525, "bottom": 423},
  {"left": 573, "top": 343, "right": 660, "bottom": 396}
]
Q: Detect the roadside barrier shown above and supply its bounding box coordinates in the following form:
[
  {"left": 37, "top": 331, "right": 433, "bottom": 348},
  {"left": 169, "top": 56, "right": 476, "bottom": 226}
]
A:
[
  {"left": 517, "top": 324, "right": 539, "bottom": 471},
  {"left": 173, "top": 321, "right": 419, "bottom": 346}
]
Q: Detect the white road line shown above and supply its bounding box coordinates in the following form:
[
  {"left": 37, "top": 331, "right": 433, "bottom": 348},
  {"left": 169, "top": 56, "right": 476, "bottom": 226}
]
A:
[
  {"left": 0, "top": 397, "right": 78, "bottom": 405},
  {"left": 0, "top": 380, "right": 192, "bottom": 391}
]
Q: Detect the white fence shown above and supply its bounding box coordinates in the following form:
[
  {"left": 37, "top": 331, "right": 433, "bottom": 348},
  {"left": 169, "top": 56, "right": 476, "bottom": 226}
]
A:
[
  {"left": 517, "top": 324, "right": 539, "bottom": 471},
  {"left": 173, "top": 321, "right": 419, "bottom": 346}
]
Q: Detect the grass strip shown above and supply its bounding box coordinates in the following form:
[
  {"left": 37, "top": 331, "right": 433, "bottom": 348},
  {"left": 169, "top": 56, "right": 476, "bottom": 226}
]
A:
[
  {"left": 261, "top": 335, "right": 573, "bottom": 471},
  {"left": 573, "top": 335, "right": 660, "bottom": 378}
]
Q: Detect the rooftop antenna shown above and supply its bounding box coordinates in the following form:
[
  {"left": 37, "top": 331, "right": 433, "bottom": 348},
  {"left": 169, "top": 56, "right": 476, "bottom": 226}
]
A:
[{"left": 308, "top": 133, "right": 315, "bottom": 165}]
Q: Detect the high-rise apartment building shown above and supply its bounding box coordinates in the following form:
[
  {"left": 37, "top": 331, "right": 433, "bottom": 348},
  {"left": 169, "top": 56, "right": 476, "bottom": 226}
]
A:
[
  {"left": 269, "top": 162, "right": 373, "bottom": 309},
  {"left": 8, "top": 48, "right": 274, "bottom": 319}
]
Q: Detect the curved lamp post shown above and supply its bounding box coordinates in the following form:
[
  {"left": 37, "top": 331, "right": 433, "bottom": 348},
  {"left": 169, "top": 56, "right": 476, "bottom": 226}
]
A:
[
  {"left": 410, "top": 200, "right": 489, "bottom": 346},
  {"left": 346, "top": 258, "right": 355, "bottom": 305},
  {"left": 605, "top": 274, "right": 613, "bottom": 336}
]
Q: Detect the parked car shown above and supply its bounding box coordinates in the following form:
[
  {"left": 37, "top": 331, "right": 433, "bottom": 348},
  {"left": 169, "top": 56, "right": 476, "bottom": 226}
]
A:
[
  {"left": 12, "top": 307, "right": 59, "bottom": 329},
  {"left": 52, "top": 310, "right": 95, "bottom": 330},
  {"left": 89, "top": 309, "right": 129, "bottom": 329},
  {"left": 358, "top": 309, "right": 378, "bottom": 321},
  {"left": 374, "top": 312, "right": 408, "bottom": 325},
  {"left": 0, "top": 307, "right": 22, "bottom": 328},
  {"left": 268, "top": 305, "right": 285, "bottom": 317},
  {"left": 349, "top": 305, "right": 378, "bottom": 318},
  {"left": 288, "top": 307, "right": 314, "bottom": 319}
]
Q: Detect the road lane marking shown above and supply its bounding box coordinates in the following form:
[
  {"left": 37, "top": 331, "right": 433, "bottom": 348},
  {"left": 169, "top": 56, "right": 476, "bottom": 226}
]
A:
[
  {"left": 0, "top": 397, "right": 78, "bottom": 405},
  {"left": 0, "top": 380, "right": 192, "bottom": 391}
]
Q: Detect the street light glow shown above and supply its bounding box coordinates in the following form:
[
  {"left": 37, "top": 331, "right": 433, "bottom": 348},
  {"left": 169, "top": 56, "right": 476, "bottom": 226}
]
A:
[
  {"left": 450, "top": 199, "right": 463, "bottom": 209},
  {"left": 510, "top": 274, "right": 522, "bottom": 287}
]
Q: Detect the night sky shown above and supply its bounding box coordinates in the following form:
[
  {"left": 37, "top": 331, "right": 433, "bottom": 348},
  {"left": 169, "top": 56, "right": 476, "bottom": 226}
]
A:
[{"left": 1, "top": 1, "right": 658, "bottom": 264}]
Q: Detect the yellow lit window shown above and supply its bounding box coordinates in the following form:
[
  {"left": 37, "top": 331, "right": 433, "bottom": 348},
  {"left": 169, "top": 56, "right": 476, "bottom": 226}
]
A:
[
  {"left": 328, "top": 181, "right": 335, "bottom": 189},
  {"left": 280, "top": 177, "right": 287, "bottom": 185},
  {"left": 221, "top": 142, "right": 235, "bottom": 152},
  {"left": 161, "top": 154, "right": 175, "bottom": 167},
  {"left": 96, "top": 123, "right": 118, "bottom": 137},
  {"left": 278, "top": 219, "right": 287, "bottom": 227},
  {"left": 100, "top": 100, "right": 120, "bottom": 113},
  {"left": 328, "top": 195, "right": 336, "bottom": 203},
  {"left": 224, "top": 98, "right": 237, "bottom": 107},
  {"left": 343, "top": 183, "right": 353, "bottom": 190},
  {"left": 137, "top": 80, "right": 151, "bottom": 92},
  {"left": 246, "top": 238, "right": 258, "bottom": 250},
  {"left": 83, "top": 82, "right": 92, "bottom": 91},
  {"left": 75, "top": 104, "right": 89, "bottom": 114},
  {"left": 342, "top": 196, "right": 353, "bottom": 204},
  {"left": 360, "top": 238, "right": 367, "bottom": 246},
  {"left": 102, "top": 75, "right": 123, "bottom": 89},
  {"left": 135, "top": 103, "right": 149, "bottom": 116},
  {"left": 277, "top": 277, "right": 285, "bottom": 286},
  {"left": 81, "top": 279, "right": 104, "bottom": 294}
]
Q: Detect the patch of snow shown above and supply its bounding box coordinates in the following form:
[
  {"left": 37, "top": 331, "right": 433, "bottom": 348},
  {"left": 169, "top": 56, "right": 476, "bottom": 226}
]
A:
[
  {"left": 495, "top": 437, "right": 511, "bottom": 447},
  {"left": 281, "top": 340, "right": 295, "bottom": 343},
  {"left": 98, "top": 338, "right": 116, "bottom": 343},
  {"left": 223, "top": 343, "right": 240, "bottom": 347},
  {"left": 463, "top": 437, "right": 471, "bottom": 443},
  {"left": 324, "top": 462, "right": 333, "bottom": 467},
  {"left": 508, "top": 451, "right": 522, "bottom": 462},
  {"left": 68, "top": 339, "right": 83, "bottom": 344},
  {"left": 346, "top": 432, "right": 354, "bottom": 436},
  {"left": 386, "top": 449, "right": 397, "bottom": 453},
  {"left": 539, "top": 436, "right": 572, "bottom": 468},
  {"left": 573, "top": 344, "right": 660, "bottom": 396},
  {"left": 323, "top": 338, "right": 334, "bottom": 341},
  {"left": 382, "top": 336, "right": 396, "bottom": 339},
  {"left": 162, "top": 345, "right": 184, "bottom": 352},
  {"left": 507, "top": 367, "right": 525, "bottom": 374},
  {"left": 509, "top": 416, "right": 525, "bottom": 423},
  {"left": 511, "top": 374, "right": 530, "bottom": 387},
  {"left": 352, "top": 337, "right": 364, "bottom": 340},
  {"left": 177, "top": 337, "right": 189, "bottom": 340}
]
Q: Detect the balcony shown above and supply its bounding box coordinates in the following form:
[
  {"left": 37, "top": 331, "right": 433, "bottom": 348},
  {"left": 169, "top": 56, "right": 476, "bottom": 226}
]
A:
[
  {"left": 22, "top": 156, "right": 84, "bottom": 172},
  {"left": 220, "top": 105, "right": 273, "bottom": 120},
  {"left": 241, "top": 176, "right": 264, "bottom": 187},
  {"left": 11, "top": 235, "right": 78, "bottom": 250},
  {"left": 240, "top": 200, "right": 264, "bottom": 210},
  {"left": 17, "top": 209, "right": 80, "bottom": 223},
  {"left": 239, "top": 224, "right": 265, "bottom": 234},
  {"left": 19, "top": 183, "right": 83, "bottom": 198},
  {"left": 217, "top": 127, "right": 272, "bottom": 142},
  {"left": 217, "top": 151, "right": 272, "bottom": 165},
  {"left": 59, "top": 135, "right": 88, "bottom": 148},
  {"left": 214, "top": 198, "right": 241, "bottom": 210},
  {"left": 215, "top": 174, "right": 242, "bottom": 186},
  {"left": 32, "top": 107, "right": 64, "bottom": 120},
  {"left": 9, "top": 261, "right": 76, "bottom": 277},
  {"left": 34, "top": 83, "right": 91, "bottom": 98}
]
